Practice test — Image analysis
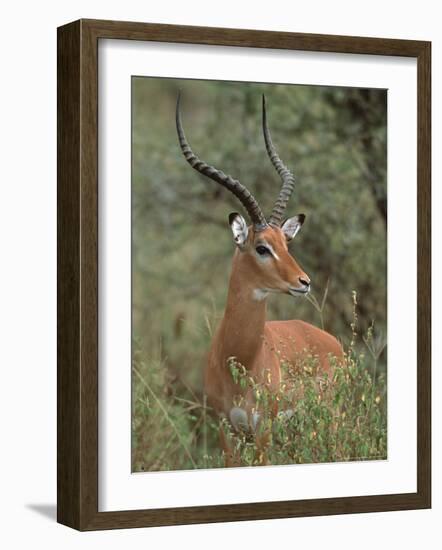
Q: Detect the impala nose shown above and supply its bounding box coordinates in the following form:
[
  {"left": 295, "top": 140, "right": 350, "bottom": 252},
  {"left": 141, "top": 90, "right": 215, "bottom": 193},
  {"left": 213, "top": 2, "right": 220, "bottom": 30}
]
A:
[{"left": 299, "top": 277, "right": 311, "bottom": 289}]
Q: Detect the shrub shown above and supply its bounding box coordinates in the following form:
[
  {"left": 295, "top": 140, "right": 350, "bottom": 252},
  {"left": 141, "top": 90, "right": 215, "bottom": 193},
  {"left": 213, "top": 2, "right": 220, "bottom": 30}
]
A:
[{"left": 132, "top": 292, "right": 387, "bottom": 471}]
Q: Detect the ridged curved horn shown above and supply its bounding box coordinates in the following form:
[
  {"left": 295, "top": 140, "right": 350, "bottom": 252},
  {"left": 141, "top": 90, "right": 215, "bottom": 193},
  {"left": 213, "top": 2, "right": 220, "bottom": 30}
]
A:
[
  {"left": 262, "top": 95, "right": 296, "bottom": 227},
  {"left": 176, "top": 93, "right": 267, "bottom": 230}
]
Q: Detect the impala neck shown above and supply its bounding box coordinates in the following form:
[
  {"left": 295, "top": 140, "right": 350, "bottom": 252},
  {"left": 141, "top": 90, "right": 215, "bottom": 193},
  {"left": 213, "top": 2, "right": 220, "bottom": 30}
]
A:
[{"left": 218, "top": 250, "right": 267, "bottom": 368}]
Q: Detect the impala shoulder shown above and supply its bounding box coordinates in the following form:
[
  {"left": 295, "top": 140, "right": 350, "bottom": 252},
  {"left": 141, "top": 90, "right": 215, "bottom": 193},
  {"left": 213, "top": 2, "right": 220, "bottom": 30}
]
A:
[
  {"left": 298, "top": 321, "right": 344, "bottom": 359},
  {"left": 266, "top": 319, "right": 343, "bottom": 356},
  {"left": 296, "top": 319, "right": 341, "bottom": 341}
]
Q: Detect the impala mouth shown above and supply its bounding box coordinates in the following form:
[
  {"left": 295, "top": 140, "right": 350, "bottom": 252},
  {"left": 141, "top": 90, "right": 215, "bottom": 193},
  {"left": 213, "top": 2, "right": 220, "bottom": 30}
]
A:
[{"left": 288, "top": 287, "right": 310, "bottom": 296}]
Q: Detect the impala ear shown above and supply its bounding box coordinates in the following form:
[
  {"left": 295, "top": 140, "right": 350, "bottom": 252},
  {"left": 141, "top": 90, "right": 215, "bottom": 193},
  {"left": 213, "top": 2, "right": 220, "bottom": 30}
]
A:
[
  {"left": 229, "top": 212, "right": 248, "bottom": 248},
  {"left": 281, "top": 214, "right": 305, "bottom": 241}
]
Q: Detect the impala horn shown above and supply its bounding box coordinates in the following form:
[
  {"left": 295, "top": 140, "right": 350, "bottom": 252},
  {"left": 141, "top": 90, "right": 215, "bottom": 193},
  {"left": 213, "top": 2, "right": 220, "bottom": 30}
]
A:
[
  {"left": 176, "top": 93, "right": 268, "bottom": 231},
  {"left": 262, "top": 95, "right": 296, "bottom": 227}
]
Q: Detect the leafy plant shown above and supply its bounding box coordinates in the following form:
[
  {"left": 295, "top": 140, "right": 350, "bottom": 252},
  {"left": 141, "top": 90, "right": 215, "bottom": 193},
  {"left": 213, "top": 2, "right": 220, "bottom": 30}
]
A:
[{"left": 132, "top": 292, "right": 387, "bottom": 471}]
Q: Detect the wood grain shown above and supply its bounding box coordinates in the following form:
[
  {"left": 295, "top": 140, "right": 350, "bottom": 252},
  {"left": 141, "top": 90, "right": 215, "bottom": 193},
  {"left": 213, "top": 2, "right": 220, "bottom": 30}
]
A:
[{"left": 57, "top": 20, "right": 81, "bottom": 528}]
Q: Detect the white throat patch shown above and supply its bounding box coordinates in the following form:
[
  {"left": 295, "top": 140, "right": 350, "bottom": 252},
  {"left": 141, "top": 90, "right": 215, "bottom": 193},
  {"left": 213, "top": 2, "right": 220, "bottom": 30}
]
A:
[{"left": 253, "top": 289, "right": 269, "bottom": 301}]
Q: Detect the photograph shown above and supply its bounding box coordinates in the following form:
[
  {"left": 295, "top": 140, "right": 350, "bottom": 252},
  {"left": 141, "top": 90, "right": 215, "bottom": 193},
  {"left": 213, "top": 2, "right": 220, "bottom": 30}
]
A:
[
  {"left": 0, "top": 0, "right": 435, "bottom": 542},
  {"left": 131, "top": 77, "right": 388, "bottom": 472}
]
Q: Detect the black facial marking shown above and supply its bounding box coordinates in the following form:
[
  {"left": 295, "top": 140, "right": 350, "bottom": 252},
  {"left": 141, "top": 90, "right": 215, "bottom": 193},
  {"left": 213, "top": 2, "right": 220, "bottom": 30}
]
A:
[{"left": 256, "top": 245, "right": 270, "bottom": 256}]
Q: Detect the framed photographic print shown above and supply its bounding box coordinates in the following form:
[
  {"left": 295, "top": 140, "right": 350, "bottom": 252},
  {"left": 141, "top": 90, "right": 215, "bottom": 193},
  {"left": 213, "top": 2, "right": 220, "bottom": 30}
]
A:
[{"left": 57, "top": 19, "right": 431, "bottom": 530}]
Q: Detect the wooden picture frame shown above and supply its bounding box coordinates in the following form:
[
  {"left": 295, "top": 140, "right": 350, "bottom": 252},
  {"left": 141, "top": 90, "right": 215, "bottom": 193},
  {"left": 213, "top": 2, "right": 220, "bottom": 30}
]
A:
[{"left": 57, "top": 18, "right": 431, "bottom": 530}]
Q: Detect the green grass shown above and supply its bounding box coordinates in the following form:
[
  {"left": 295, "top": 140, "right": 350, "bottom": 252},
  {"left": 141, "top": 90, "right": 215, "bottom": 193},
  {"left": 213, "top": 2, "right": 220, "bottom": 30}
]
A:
[{"left": 132, "top": 293, "right": 387, "bottom": 472}]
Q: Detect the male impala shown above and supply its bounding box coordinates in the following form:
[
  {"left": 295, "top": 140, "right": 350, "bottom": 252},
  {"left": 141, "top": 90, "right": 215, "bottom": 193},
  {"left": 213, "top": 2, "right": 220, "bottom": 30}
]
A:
[{"left": 176, "top": 94, "right": 343, "bottom": 430}]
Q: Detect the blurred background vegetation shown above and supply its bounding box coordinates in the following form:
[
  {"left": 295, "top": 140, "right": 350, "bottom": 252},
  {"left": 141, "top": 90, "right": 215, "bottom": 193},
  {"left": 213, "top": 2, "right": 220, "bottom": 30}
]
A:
[{"left": 131, "top": 77, "right": 387, "bottom": 471}]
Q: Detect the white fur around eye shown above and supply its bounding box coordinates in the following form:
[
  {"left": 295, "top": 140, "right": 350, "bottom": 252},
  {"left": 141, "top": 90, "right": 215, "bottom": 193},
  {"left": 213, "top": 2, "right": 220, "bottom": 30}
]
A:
[{"left": 229, "top": 213, "right": 248, "bottom": 248}]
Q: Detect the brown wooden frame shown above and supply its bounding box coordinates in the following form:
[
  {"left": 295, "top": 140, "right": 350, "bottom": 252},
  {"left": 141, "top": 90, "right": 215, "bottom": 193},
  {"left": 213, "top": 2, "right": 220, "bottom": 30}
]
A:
[{"left": 57, "top": 18, "right": 431, "bottom": 531}]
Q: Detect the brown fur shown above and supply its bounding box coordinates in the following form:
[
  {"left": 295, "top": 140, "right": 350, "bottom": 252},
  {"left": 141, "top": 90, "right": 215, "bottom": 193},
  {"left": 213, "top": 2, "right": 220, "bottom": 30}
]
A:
[{"left": 205, "top": 224, "right": 343, "bottom": 418}]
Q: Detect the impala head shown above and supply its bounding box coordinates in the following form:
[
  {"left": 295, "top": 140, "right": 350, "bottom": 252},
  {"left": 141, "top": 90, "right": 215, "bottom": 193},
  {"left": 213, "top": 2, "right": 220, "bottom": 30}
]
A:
[
  {"left": 176, "top": 93, "right": 311, "bottom": 299},
  {"left": 228, "top": 212, "right": 310, "bottom": 299}
]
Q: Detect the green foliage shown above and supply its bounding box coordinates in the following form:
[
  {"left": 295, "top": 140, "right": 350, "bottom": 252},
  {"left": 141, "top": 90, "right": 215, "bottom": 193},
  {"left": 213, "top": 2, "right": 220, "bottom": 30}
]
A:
[
  {"left": 132, "top": 296, "right": 387, "bottom": 471},
  {"left": 132, "top": 78, "right": 386, "bottom": 385},
  {"left": 132, "top": 339, "right": 224, "bottom": 471},
  {"left": 220, "top": 351, "right": 386, "bottom": 467},
  {"left": 131, "top": 78, "right": 387, "bottom": 471}
]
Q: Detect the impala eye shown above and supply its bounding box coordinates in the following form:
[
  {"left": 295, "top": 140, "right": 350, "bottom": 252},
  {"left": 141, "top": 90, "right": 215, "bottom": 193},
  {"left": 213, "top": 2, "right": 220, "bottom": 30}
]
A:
[{"left": 256, "top": 245, "right": 270, "bottom": 256}]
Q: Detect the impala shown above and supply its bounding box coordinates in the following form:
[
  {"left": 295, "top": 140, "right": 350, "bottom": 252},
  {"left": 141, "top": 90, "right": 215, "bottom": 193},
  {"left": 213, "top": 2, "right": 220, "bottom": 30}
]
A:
[{"left": 176, "top": 94, "right": 343, "bottom": 431}]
